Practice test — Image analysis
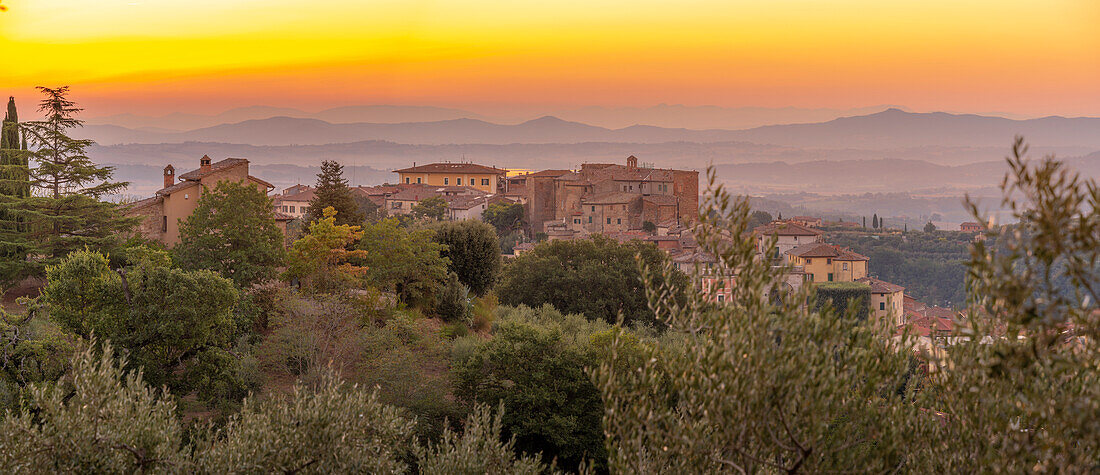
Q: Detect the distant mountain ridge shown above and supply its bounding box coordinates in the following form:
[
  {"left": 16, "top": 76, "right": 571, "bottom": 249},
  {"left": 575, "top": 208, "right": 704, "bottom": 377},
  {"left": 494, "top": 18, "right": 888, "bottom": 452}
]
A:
[{"left": 78, "top": 108, "right": 1100, "bottom": 150}]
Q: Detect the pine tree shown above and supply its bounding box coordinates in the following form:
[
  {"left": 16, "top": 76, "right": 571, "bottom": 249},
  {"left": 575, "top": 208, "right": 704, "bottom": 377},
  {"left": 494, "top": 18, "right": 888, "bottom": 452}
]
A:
[
  {"left": 0, "top": 96, "right": 30, "bottom": 267},
  {"left": 305, "top": 160, "right": 364, "bottom": 226},
  {"left": 0, "top": 87, "right": 136, "bottom": 284}
]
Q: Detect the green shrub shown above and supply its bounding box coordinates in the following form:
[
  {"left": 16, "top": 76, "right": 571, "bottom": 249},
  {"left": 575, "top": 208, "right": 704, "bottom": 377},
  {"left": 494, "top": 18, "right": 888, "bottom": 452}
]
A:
[
  {"left": 814, "top": 282, "right": 872, "bottom": 321},
  {"left": 441, "top": 322, "right": 470, "bottom": 339},
  {"left": 436, "top": 273, "right": 472, "bottom": 324}
]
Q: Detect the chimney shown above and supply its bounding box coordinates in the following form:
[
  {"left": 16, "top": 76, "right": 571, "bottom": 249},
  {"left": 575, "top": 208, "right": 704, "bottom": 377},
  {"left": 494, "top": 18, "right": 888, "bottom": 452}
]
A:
[
  {"left": 200, "top": 154, "right": 212, "bottom": 173},
  {"left": 163, "top": 164, "right": 175, "bottom": 188},
  {"left": 627, "top": 155, "right": 638, "bottom": 168}
]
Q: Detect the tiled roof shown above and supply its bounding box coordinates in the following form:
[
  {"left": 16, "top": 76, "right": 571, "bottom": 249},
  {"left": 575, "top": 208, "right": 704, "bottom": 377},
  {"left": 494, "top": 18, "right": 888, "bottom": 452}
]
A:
[
  {"left": 581, "top": 192, "right": 637, "bottom": 205},
  {"left": 156, "top": 180, "right": 199, "bottom": 196},
  {"left": 394, "top": 162, "right": 507, "bottom": 175},
  {"left": 388, "top": 186, "right": 443, "bottom": 202},
  {"left": 526, "top": 169, "right": 573, "bottom": 178},
  {"left": 753, "top": 221, "right": 822, "bottom": 237},
  {"left": 855, "top": 276, "right": 905, "bottom": 294},
  {"left": 274, "top": 189, "right": 316, "bottom": 203},
  {"left": 789, "top": 242, "right": 869, "bottom": 261},
  {"left": 178, "top": 157, "right": 248, "bottom": 181},
  {"left": 272, "top": 211, "right": 295, "bottom": 221}
]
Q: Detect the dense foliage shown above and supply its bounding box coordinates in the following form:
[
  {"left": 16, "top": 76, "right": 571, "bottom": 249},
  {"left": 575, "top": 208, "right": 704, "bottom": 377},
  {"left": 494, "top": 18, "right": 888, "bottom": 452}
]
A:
[
  {"left": 284, "top": 206, "right": 368, "bottom": 293},
  {"left": 430, "top": 220, "right": 501, "bottom": 296},
  {"left": 826, "top": 230, "right": 973, "bottom": 306},
  {"left": 36, "top": 249, "right": 251, "bottom": 412},
  {"left": 304, "top": 160, "right": 363, "bottom": 226},
  {"left": 814, "top": 281, "right": 872, "bottom": 321},
  {"left": 453, "top": 305, "right": 610, "bottom": 471},
  {"left": 482, "top": 201, "right": 525, "bottom": 235},
  {"left": 174, "top": 179, "right": 286, "bottom": 288},
  {"left": 355, "top": 217, "right": 450, "bottom": 308},
  {"left": 0, "top": 87, "right": 135, "bottom": 284},
  {"left": 411, "top": 196, "right": 448, "bottom": 221},
  {"left": 497, "top": 235, "right": 687, "bottom": 326}
]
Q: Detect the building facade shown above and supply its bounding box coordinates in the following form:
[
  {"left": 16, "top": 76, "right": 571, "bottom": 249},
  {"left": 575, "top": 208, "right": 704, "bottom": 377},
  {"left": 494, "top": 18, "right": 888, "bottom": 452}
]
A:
[
  {"left": 394, "top": 162, "right": 508, "bottom": 194},
  {"left": 522, "top": 156, "right": 699, "bottom": 235},
  {"left": 126, "top": 155, "right": 291, "bottom": 246},
  {"left": 786, "top": 242, "right": 869, "bottom": 283},
  {"left": 856, "top": 276, "right": 906, "bottom": 326}
]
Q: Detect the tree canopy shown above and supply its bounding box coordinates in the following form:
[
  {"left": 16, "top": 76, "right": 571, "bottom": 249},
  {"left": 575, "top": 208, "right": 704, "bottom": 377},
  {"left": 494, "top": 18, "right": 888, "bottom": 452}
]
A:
[
  {"left": 411, "top": 196, "right": 448, "bottom": 221},
  {"left": 305, "top": 160, "right": 363, "bottom": 226},
  {"left": 430, "top": 220, "right": 501, "bottom": 296},
  {"left": 285, "top": 206, "right": 368, "bottom": 293},
  {"left": 174, "top": 179, "right": 286, "bottom": 288},
  {"left": 497, "top": 235, "right": 686, "bottom": 326}
]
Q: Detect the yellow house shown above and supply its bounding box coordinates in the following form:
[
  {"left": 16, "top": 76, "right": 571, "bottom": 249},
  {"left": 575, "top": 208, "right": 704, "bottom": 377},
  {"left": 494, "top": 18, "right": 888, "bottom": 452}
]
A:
[
  {"left": 394, "top": 162, "right": 507, "bottom": 194},
  {"left": 126, "top": 155, "right": 291, "bottom": 247},
  {"left": 787, "top": 242, "right": 869, "bottom": 283},
  {"left": 856, "top": 276, "right": 905, "bottom": 326}
]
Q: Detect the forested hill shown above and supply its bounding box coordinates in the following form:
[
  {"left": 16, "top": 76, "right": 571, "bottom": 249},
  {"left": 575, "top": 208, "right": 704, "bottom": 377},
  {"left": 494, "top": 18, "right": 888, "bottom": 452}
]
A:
[{"left": 826, "top": 230, "right": 976, "bottom": 307}]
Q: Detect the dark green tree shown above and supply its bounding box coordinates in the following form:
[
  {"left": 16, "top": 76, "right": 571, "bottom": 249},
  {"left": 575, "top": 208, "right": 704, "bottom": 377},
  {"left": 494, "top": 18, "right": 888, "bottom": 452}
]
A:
[
  {"left": 411, "top": 195, "right": 448, "bottom": 221},
  {"left": 747, "top": 210, "right": 773, "bottom": 229},
  {"left": 872, "top": 213, "right": 879, "bottom": 229},
  {"left": 641, "top": 220, "right": 657, "bottom": 234},
  {"left": 0, "top": 96, "right": 30, "bottom": 268},
  {"left": 37, "top": 249, "right": 252, "bottom": 411},
  {"left": 436, "top": 273, "right": 471, "bottom": 323},
  {"left": 482, "top": 201, "right": 524, "bottom": 235},
  {"left": 305, "top": 160, "right": 363, "bottom": 226},
  {"left": 356, "top": 218, "right": 450, "bottom": 307},
  {"left": 0, "top": 87, "right": 135, "bottom": 284},
  {"left": 497, "top": 235, "right": 687, "bottom": 326},
  {"left": 453, "top": 311, "right": 606, "bottom": 471},
  {"left": 174, "top": 180, "right": 286, "bottom": 288},
  {"left": 430, "top": 220, "right": 501, "bottom": 296},
  {"left": 923, "top": 221, "right": 937, "bottom": 233}
]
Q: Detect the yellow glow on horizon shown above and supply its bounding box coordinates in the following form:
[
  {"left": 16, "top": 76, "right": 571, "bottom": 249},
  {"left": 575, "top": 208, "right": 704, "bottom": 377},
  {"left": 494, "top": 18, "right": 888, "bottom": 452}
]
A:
[{"left": 1, "top": 0, "right": 1098, "bottom": 116}]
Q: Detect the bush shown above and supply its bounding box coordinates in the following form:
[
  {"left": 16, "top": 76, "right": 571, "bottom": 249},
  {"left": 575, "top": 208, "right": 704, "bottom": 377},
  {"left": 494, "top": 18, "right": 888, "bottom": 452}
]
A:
[
  {"left": 436, "top": 273, "right": 471, "bottom": 324},
  {"left": 471, "top": 293, "right": 499, "bottom": 331},
  {"left": 441, "top": 322, "right": 469, "bottom": 339},
  {"left": 814, "top": 282, "right": 872, "bottom": 321},
  {"left": 430, "top": 220, "right": 501, "bottom": 296}
]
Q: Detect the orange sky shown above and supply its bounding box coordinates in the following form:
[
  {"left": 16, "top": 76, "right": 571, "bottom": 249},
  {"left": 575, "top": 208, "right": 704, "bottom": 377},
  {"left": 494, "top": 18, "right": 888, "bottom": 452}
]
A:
[{"left": 1, "top": 0, "right": 1098, "bottom": 117}]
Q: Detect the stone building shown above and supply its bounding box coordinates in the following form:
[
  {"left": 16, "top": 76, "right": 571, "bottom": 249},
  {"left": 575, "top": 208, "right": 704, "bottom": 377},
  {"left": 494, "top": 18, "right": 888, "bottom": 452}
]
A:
[
  {"left": 521, "top": 156, "right": 698, "bottom": 235},
  {"left": 126, "top": 155, "right": 291, "bottom": 246}
]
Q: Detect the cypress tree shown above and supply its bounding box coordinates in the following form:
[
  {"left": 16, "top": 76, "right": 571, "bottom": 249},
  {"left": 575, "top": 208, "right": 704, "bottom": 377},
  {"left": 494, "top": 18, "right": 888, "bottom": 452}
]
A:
[
  {"left": 0, "top": 96, "right": 30, "bottom": 268},
  {"left": 304, "top": 160, "right": 364, "bottom": 226},
  {"left": 872, "top": 213, "right": 879, "bottom": 229},
  {"left": 0, "top": 87, "right": 137, "bottom": 284}
]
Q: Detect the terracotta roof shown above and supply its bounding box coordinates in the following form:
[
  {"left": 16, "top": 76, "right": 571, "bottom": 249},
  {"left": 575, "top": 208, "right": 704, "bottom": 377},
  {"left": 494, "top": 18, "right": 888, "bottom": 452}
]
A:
[
  {"left": 792, "top": 216, "right": 820, "bottom": 221},
  {"left": 156, "top": 180, "right": 199, "bottom": 196},
  {"left": 855, "top": 276, "right": 905, "bottom": 294},
  {"left": 526, "top": 169, "right": 573, "bottom": 178},
  {"left": 753, "top": 221, "right": 822, "bottom": 237},
  {"left": 178, "top": 157, "right": 248, "bottom": 181},
  {"left": 581, "top": 192, "right": 637, "bottom": 205},
  {"left": 272, "top": 211, "right": 295, "bottom": 221},
  {"left": 394, "top": 162, "right": 507, "bottom": 175},
  {"left": 274, "top": 189, "right": 316, "bottom": 203},
  {"left": 514, "top": 242, "right": 536, "bottom": 251},
  {"left": 789, "top": 242, "right": 869, "bottom": 261},
  {"left": 388, "top": 186, "right": 443, "bottom": 202}
]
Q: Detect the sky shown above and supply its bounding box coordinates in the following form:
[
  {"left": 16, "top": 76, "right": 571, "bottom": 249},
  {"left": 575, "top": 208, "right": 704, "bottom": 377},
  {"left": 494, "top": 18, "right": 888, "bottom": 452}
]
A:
[{"left": 1, "top": 0, "right": 1098, "bottom": 118}]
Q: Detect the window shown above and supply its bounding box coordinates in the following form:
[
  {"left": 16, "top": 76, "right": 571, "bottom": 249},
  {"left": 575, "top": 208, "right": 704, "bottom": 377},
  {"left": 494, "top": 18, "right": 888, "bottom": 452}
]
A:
[
  {"left": 717, "top": 294, "right": 725, "bottom": 302},
  {"left": 591, "top": 206, "right": 596, "bottom": 212},
  {"left": 880, "top": 302, "right": 886, "bottom": 310},
  {"left": 842, "top": 262, "right": 849, "bottom": 270},
  {"left": 392, "top": 202, "right": 402, "bottom": 209},
  {"left": 617, "top": 218, "right": 621, "bottom": 224},
  {"left": 184, "top": 193, "right": 190, "bottom": 199},
  {"left": 607, "top": 218, "right": 612, "bottom": 224},
  {"left": 405, "top": 177, "right": 410, "bottom": 184},
  {"left": 574, "top": 219, "right": 580, "bottom": 224},
  {"left": 417, "top": 177, "right": 422, "bottom": 184},
  {"left": 481, "top": 178, "right": 490, "bottom": 186},
  {"left": 805, "top": 258, "right": 812, "bottom": 265},
  {"left": 828, "top": 273, "right": 834, "bottom": 281},
  {"left": 444, "top": 178, "right": 449, "bottom": 185},
  {"left": 457, "top": 178, "right": 462, "bottom": 185},
  {"left": 588, "top": 216, "right": 592, "bottom": 223},
  {"left": 826, "top": 258, "right": 832, "bottom": 265},
  {"left": 289, "top": 206, "right": 295, "bottom": 213},
  {"left": 161, "top": 216, "right": 167, "bottom": 232}
]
